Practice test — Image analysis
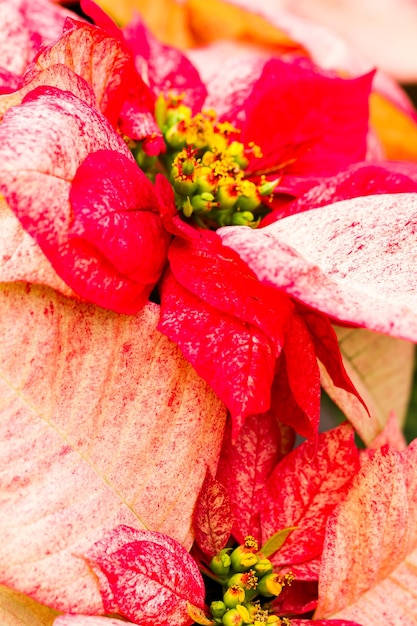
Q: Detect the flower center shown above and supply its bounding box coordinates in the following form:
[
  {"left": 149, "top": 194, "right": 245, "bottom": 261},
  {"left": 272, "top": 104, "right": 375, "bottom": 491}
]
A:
[
  {"left": 203, "top": 536, "right": 295, "bottom": 626},
  {"left": 132, "top": 94, "right": 278, "bottom": 229}
]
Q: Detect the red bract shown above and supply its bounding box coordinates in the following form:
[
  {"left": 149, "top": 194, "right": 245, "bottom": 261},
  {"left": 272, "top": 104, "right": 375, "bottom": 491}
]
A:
[
  {"left": 0, "top": 85, "right": 170, "bottom": 314},
  {"left": 192, "top": 469, "right": 233, "bottom": 557},
  {"left": 230, "top": 59, "right": 373, "bottom": 178},
  {"left": 216, "top": 411, "right": 295, "bottom": 544},
  {"left": 261, "top": 423, "right": 360, "bottom": 575},
  {"left": 85, "top": 525, "right": 206, "bottom": 626}
]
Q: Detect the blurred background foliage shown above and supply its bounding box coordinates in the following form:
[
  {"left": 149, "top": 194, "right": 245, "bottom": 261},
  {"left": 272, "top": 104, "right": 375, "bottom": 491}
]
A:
[{"left": 404, "top": 355, "right": 417, "bottom": 442}]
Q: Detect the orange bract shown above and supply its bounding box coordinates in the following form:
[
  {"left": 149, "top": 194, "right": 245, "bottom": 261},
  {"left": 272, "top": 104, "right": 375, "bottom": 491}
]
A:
[
  {"left": 95, "top": 0, "right": 307, "bottom": 55},
  {"left": 370, "top": 92, "right": 417, "bottom": 162}
]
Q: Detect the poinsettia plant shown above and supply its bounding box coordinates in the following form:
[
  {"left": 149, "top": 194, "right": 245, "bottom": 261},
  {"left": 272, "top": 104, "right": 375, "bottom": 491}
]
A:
[{"left": 1, "top": 0, "right": 417, "bottom": 625}]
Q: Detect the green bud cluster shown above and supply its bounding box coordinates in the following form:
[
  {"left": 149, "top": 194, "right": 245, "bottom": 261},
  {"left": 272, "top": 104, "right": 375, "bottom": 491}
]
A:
[
  {"left": 148, "top": 94, "right": 279, "bottom": 230},
  {"left": 205, "top": 536, "right": 294, "bottom": 626}
]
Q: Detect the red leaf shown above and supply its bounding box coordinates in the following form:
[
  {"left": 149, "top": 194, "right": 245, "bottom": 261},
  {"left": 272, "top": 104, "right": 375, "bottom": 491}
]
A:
[
  {"left": 159, "top": 270, "right": 276, "bottom": 438},
  {"left": 237, "top": 59, "right": 373, "bottom": 176},
  {"left": 216, "top": 412, "right": 291, "bottom": 544},
  {"left": 286, "top": 162, "right": 417, "bottom": 217},
  {"left": 261, "top": 423, "right": 360, "bottom": 567},
  {"left": 193, "top": 469, "right": 233, "bottom": 557},
  {"left": 69, "top": 148, "right": 171, "bottom": 284},
  {"left": 280, "top": 314, "right": 321, "bottom": 441},
  {"left": 272, "top": 579, "right": 319, "bottom": 617},
  {"left": 298, "top": 305, "right": 366, "bottom": 410},
  {"left": 85, "top": 525, "right": 206, "bottom": 626},
  {"left": 168, "top": 232, "right": 293, "bottom": 348},
  {"left": 272, "top": 351, "right": 317, "bottom": 442}
]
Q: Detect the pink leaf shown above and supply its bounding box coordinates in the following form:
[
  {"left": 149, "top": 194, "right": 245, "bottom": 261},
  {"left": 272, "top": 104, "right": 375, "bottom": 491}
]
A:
[
  {"left": 261, "top": 423, "right": 360, "bottom": 567},
  {"left": 367, "top": 410, "right": 407, "bottom": 452},
  {"left": 123, "top": 17, "right": 207, "bottom": 113},
  {"left": 27, "top": 19, "right": 150, "bottom": 126},
  {"left": 0, "top": 0, "right": 72, "bottom": 78},
  {"left": 219, "top": 193, "right": 417, "bottom": 341},
  {"left": 291, "top": 619, "right": 362, "bottom": 626},
  {"left": 0, "top": 64, "right": 98, "bottom": 122},
  {"left": 322, "top": 326, "right": 414, "bottom": 446},
  {"left": 0, "top": 196, "right": 75, "bottom": 297},
  {"left": 55, "top": 617, "right": 136, "bottom": 625},
  {"left": 216, "top": 412, "right": 293, "bottom": 544},
  {"left": 85, "top": 525, "right": 205, "bottom": 626},
  {"left": 0, "top": 285, "right": 226, "bottom": 613},
  {"left": 315, "top": 441, "right": 417, "bottom": 624},
  {"left": 193, "top": 469, "right": 233, "bottom": 558}
]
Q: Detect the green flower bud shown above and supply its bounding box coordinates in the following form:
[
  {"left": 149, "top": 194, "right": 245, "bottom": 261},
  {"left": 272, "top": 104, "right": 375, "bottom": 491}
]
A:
[
  {"left": 210, "top": 600, "right": 227, "bottom": 618},
  {"left": 231, "top": 211, "right": 256, "bottom": 226},
  {"left": 230, "top": 545, "right": 259, "bottom": 573},
  {"left": 210, "top": 549, "right": 232, "bottom": 577},
  {"left": 173, "top": 176, "right": 197, "bottom": 196},
  {"left": 191, "top": 192, "right": 219, "bottom": 213},
  {"left": 254, "top": 558, "right": 273, "bottom": 577},
  {"left": 165, "top": 123, "right": 187, "bottom": 150},
  {"left": 222, "top": 608, "right": 244, "bottom": 626},
  {"left": 236, "top": 192, "right": 260, "bottom": 213},
  {"left": 196, "top": 170, "right": 217, "bottom": 194},
  {"left": 236, "top": 604, "right": 251, "bottom": 624},
  {"left": 182, "top": 197, "right": 193, "bottom": 218},
  {"left": 223, "top": 584, "right": 245, "bottom": 609},
  {"left": 256, "top": 574, "right": 283, "bottom": 598},
  {"left": 216, "top": 182, "right": 239, "bottom": 209},
  {"left": 182, "top": 159, "right": 195, "bottom": 176},
  {"left": 228, "top": 570, "right": 258, "bottom": 591},
  {"left": 258, "top": 178, "right": 280, "bottom": 197}
]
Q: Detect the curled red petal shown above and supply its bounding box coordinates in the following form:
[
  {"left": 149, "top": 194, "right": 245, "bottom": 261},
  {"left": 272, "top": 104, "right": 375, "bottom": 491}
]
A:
[{"left": 70, "top": 149, "right": 170, "bottom": 285}]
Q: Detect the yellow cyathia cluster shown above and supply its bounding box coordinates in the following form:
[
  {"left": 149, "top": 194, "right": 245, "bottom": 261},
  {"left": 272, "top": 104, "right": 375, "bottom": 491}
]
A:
[{"left": 150, "top": 94, "right": 279, "bottom": 229}]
